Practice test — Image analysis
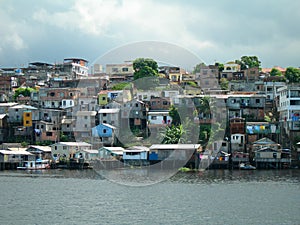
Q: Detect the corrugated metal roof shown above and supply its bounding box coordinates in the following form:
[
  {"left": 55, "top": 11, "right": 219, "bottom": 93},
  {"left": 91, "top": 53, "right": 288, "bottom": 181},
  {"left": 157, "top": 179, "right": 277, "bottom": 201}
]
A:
[
  {"left": 52, "top": 142, "right": 92, "bottom": 147},
  {"left": 98, "top": 108, "right": 120, "bottom": 113},
  {"left": 0, "top": 150, "right": 33, "bottom": 155},
  {"left": 149, "top": 144, "right": 201, "bottom": 150}
]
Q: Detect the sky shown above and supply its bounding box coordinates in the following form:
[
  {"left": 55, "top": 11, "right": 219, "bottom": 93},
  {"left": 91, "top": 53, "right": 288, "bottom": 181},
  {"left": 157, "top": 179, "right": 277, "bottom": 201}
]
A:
[{"left": 1, "top": 0, "right": 300, "bottom": 70}]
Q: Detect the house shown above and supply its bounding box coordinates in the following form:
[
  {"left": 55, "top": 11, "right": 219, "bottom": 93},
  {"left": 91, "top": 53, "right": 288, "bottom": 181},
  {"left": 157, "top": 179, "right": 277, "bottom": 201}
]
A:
[
  {"left": 231, "top": 133, "right": 245, "bottom": 152},
  {"left": 98, "top": 90, "right": 109, "bottom": 106},
  {"left": 226, "top": 93, "right": 266, "bottom": 120},
  {"left": 73, "top": 111, "right": 97, "bottom": 141},
  {"left": 92, "top": 123, "right": 117, "bottom": 146},
  {"left": 98, "top": 108, "right": 120, "bottom": 128},
  {"left": 74, "top": 149, "right": 99, "bottom": 161},
  {"left": 251, "top": 137, "right": 288, "bottom": 169},
  {"left": 244, "top": 67, "right": 260, "bottom": 81},
  {"left": 0, "top": 114, "right": 9, "bottom": 143},
  {"left": 121, "top": 99, "right": 148, "bottom": 131},
  {"left": 0, "top": 150, "right": 35, "bottom": 170},
  {"left": 220, "top": 62, "right": 241, "bottom": 80},
  {"left": 61, "top": 117, "right": 76, "bottom": 140},
  {"left": 123, "top": 146, "right": 149, "bottom": 166},
  {"left": 55, "top": 58, "right": 89, "bottom": 79},
  {"left": 8, "top": 105, "right": 39, "bottom": 139},
  {"left": 35, "top": 120, "right": 58, "bottom": 142},
  {"left": 106, "top": 63, "right": 134, "bottom": 76},
  {"left": 38, "top": 87, "right": 80, "bottom": 109},
  {"left": 277, "top": 85, "right": 300, "bottom": 138},
  {"left": 51, "top": 142, "right": 92, "bottom": 160},
  {"left": 149, "top": 97, "right": 171, "bottom": 110},
  {"left": 148, "top": 144, "right": 201, "bottom": 163},
  {"left": 137, "top": 91, "right": 161, "bottom": 102},
  {"left": 26, "top": 145, "right": 52, "bottom": 160},
  {"left": 98, "top": 146, "right": 125, "bottom": 160},
  {"left": 0, "top": 102, "right": 18, "bottom": 114},
  {"left": 195, "top": 64, "right": 219, "bottom": 90},
  {"left": 147, "top": 111, "right": 172, "bottom": 128},
  {"left": 8, "top": 104, "right": 39, "bottom": 124},
  {"left": 246, "top": 122, "right": 280, "bottom": 145}
]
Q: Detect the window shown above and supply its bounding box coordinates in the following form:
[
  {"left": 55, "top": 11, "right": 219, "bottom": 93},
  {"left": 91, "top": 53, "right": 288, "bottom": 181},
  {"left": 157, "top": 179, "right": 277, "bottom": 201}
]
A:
[
  {"left": 63, "top": 146, "right": 67, "bottom": 150},
  {"left": 256, "top": 99, "right": 260, "bottom": 104},
  {"left": 84, "top": 116, "right": 88, "bottom": 119},
  {"left": 26, "top": 113, "right": 30, "bottom": 117},
  {"left": 102, "top": 97, "right": 106, "bottom": 101},
  {"left": 70, "top": 101, "right": 73, "bottom": 106},
  {"left": 70, "top": 93, "right": 73, "bottom": 97},
  {"left": 55, "top": 146, "right": 57, "bottom": 150},
  {"left": 63, "top": 100, "right": 66, "bottom": 106},
  {"left": 26, "top": 121, "right": 30, "bottom": 124},
  {"left": 50, "top": 92, "right": 55, "bottom": 97},
  {"left": 163, "top": 101, "right": 168, "bottom": 105},
  {"left": 84, "top": 124, "right": 87, "bottom": 128},
  {"left": 151, "top": 116, "right": 157, "bottom": 120},
  {"left": 122, "top": 67, "right": 129, "bottom": 72},
  {"left": 103, "top": 129, "right": 107, "bottom": 133},
  {"left": 103, "top": 113, "right": 107, "bottom": 117},
  {"left": 46, "top": 132, "right": 52, "bottom": 136}
]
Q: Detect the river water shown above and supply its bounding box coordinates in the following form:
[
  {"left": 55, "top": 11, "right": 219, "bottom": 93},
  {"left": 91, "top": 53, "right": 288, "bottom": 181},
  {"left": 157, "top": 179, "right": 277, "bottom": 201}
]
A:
[{"left": 0, "top": 169, "right": 299, "bottom": 225}]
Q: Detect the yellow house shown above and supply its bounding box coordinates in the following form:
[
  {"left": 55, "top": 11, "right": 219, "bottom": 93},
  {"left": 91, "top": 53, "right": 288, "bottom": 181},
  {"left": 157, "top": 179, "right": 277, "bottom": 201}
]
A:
[
  {"left": 98, "top": 90, "right": 109, "bottom": 106},
  {"left": 23, "top": 111, "right": 32, "bottom": 127}
]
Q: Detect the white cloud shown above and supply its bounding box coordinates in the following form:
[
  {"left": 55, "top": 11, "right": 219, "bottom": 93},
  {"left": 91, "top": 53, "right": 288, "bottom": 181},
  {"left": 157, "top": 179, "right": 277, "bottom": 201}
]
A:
[
  {"left": 0, "top": 7, "right": 27, "bottom": 52},
  {"left": 32, "top": 0, "right": 214, "bottom": 51}
]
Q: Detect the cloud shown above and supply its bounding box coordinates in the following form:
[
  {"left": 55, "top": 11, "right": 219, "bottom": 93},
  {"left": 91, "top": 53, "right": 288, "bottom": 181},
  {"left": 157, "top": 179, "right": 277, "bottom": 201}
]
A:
[
  {"left": 0, "top": 7, "right": 27, "bottom": 53},
  {"left": 32, "top": 0, "right": 215, "bottom": 51},
  {"left": 1, "top": 0, "right": 300, "bottom": 68}
]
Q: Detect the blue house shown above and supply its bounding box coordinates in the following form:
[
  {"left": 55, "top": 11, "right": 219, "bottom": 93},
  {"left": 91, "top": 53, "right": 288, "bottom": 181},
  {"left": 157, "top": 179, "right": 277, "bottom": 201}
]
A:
[{"left": 92, "top": 123, "right": 117, "bottom": 146}]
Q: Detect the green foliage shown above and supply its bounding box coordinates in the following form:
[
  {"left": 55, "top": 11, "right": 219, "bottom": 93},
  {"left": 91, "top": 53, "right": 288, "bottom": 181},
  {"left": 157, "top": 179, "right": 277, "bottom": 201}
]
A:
[
  {"left": 235, "top": 56, "right": 261, "bottom": 70},
  {"left": 185, "top": 81, "right": 198, "bottom": 88},
  {"left": 60, "top": 132, "right": 69, "bottom": 142},
  {"left": 215, "top": 62, "right": 224, "bottom": 72},
  {"left": 161, "top": 125, "right": 185, "bottom": 144},
  {"left": 111, "top": 82, "right": 131, "bottom": 90},
  {"left": 219, "top": 78, "right": 229, "bottom": 90},
  {"left": 169, "top": 105, "right": 181, "bottom": 126},
  {"left": 21, "top": 141, "right": 29, "bottom": 147},
  {"left": 133, "top": 58, "right": 159, "bottom": 80},
  {"left": 13, "top": 87, "right": 35, "bottom": 100},
  {"left": 199, "top": 124, "right": 211, "bottom": 144},
  {"left": 285, "top": 67, "right": 300, "bottom": 83},
  {"left": 270, "top": 68, "right": 283, "bottom": 77},
  {"left": 193, "top": 62, "right": 206, "bottom": 73}
]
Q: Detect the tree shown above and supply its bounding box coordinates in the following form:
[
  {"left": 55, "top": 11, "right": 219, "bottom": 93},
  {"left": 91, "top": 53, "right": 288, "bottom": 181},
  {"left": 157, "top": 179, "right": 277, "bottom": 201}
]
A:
[
  {"left": 193, "top": 62, "right": 206, "bottom": 73},
  {"left": 270, "top": 68, "right": 283, "bottom": 77},
  {"left": 235, "top": 56, "right": 261, "bottom": 70},
  {"left": 133, "top": 58, "right": 159, "bottom": 80},
  {"left": 13, "top": 87, "right": 35, "bottom": 100},
  {"left": 111, "top": 82, "right": 131, "bottom": 90},
  {"left": 285, "top": 67, "right": 300, "bottom": 83},
  {"left": 161, "top": 124, "right": 185, "bottom": 144},
  {"left": 219, "top": 78, "right": 229, "bottom": 90},
  {"left": 169, "top": 105, "right": 181, "bottom": 126},
  {"left": 215, "top": 62, "right": 224, "bottom": 72}
]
